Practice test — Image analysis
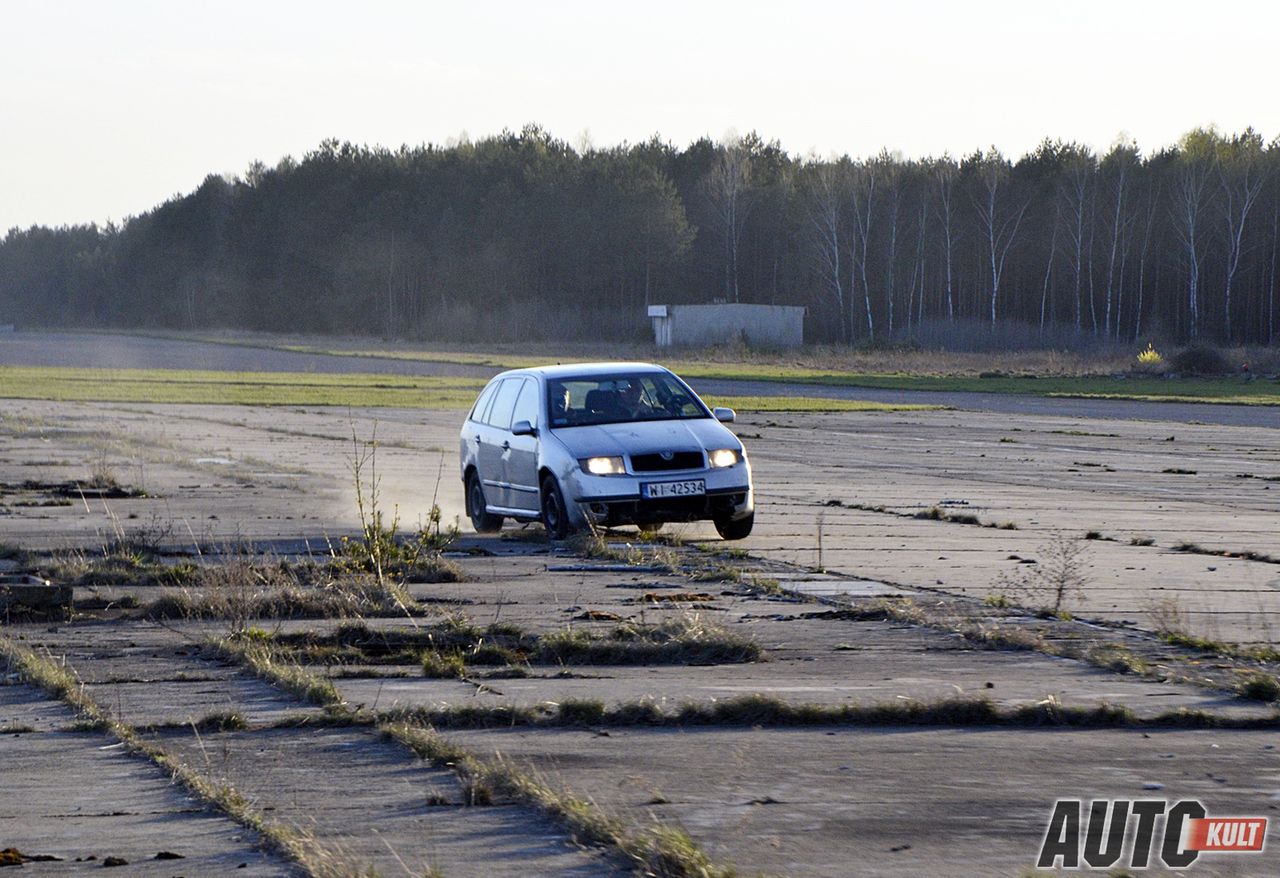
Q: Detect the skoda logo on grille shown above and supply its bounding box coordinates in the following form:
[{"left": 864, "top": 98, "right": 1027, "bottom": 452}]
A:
[{"left": 660, "top": 451, "right": 674, "bottom": 461}]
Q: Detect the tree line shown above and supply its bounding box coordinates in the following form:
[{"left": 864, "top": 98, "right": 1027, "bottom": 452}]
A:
[{"left": 2, "top": 124, "right": 1277, "bottom": 346}]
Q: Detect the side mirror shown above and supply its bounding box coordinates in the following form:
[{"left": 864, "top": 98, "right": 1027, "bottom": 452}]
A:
[
  {"left": 713, "top": 407, "right": 736, "bottom": 424},
  {"left": 511, "top": 420, "right": 537, "bottom": 437}
]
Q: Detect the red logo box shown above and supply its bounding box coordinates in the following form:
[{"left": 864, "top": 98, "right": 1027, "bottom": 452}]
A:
[{"left": 1186, "top": 818, "right": 1267, "bottom": 852}]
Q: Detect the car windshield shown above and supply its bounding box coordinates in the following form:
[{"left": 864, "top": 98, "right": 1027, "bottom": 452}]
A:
[{"left": 547, "top": 372, "right": 709, "bottom": 428}]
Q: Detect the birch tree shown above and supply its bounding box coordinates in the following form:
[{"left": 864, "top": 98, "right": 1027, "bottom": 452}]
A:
[
  {"left": 1100, "top": 142, "right": 1138, "bottom": 339},
  {"left": 1040, "top": 199, "right": 1060, "bottom": 335},
  {"left": 1171, "top": 129, "right": 1216, "bottom": 338},
  {"left": 803, "top": 160, "right": 848, "bottom": 340},
  {"left": 879, "top": 152, "right": 904, "bottom": 335},
  {"left": 933, "top": 157, "right": 958, "bottom": 321},
  {"left": 1270, "top": 198, "right": 1279, "bottom": 345},
  {"left": 1216, "top": 129, "right": 1268, "bottom": 340},
  {"left": 849, "top": 160, "right": 878, "bottom": 339},
  {"left": 909, "top": 193, "right": 928, "bottom": 329},
  {"left": 1060, "top": 148, "right": 1095, "bottom": 332},
  {"left": 1133, "top": 179, "right": 1159, "bottom": 339},
  {"left": 971, "top": 149, "right": 1029, "bottom": 327},
  {"left": 702, "top": 138, "right": 754, "bottom": 302}
]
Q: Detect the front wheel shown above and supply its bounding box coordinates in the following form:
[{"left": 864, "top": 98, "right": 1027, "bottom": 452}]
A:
[
  {"left": 637, "top": 522, "right": 665, "bottom": 536},
  {"left": 715, "top": 511, "right": 754, "bottom": 540},
  {"left": 540, "top": 474, "right": 570, "bottom": 540},
  {"left": 467, "top": 472, "right": 504, "bottom": 534}
]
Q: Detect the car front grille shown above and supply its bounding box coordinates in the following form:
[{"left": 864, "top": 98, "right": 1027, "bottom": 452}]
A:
[
  {"left": 630, "top": 451, "right": 704, "bottom": 472},
  {"left": 587, "top": 491, "right": 745, "bottom": 525}
]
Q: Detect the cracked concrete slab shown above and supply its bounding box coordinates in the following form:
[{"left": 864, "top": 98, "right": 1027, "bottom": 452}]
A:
[
  {"left": 446, "top": 723, "right": 1280, "bottom": 878},
  {"left": 149, "top": 725, "right": 624, "bottom": 878},
  {"left": 0, "top": 684, "right": 289, "bottom": 875}
]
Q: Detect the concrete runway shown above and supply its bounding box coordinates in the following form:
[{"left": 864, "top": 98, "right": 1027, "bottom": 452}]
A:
[
  {"left": 3, "top": 385, "right": 1278, "bottom": 639},
  {"left": 4, "top": 329, "right": 1280, "bottom": 875}
]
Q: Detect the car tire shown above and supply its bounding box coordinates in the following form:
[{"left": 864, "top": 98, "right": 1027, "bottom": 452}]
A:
[
  {"left": 637, "top": 522, "right": 665, "bottom": 536},
  {"left": 714, "top": 511, "right": 754, "bottom": 540},
  {"left": 466, "top": 471, "right": 504, "bottom": 534},
  {"left": 540, "top": 474, "right": 571, "bottom": 540}
]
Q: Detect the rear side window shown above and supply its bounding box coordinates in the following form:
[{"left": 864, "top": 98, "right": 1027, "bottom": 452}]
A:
[
  {"left": 485, "top": 378, "right": 524, "bottom": 430},
  {"left": 469, "top": 381, "right": 499, "bottom": 423},
  {"left": 511, "top": 379, "right": 540, "bottom": 429}
]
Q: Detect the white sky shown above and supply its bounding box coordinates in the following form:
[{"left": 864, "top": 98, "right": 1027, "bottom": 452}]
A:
[{"left": 3, "top": 0, "right": 1278, "bottom": 232}]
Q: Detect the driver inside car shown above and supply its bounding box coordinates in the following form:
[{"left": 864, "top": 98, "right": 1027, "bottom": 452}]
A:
[{"left": 614, "top": 379, "right": 653, "bottom": 419}]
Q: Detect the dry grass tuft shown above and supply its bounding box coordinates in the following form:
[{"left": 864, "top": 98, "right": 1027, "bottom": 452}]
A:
[{"left": 212, "top": 636, "right": 344, "bottom": 708}]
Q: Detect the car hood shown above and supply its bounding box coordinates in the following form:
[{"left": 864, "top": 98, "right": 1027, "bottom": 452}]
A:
[{"left": 552, "top": 418, "right": 740, "bottom": 458}]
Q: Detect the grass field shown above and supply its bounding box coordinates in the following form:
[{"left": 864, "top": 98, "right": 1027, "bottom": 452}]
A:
[
  {"left": 684, "top": 369, "right": 1280, "bottom": 406},
  {"left": 173, "top": 334, "right": 1280, "bottom": 407},
  {"left": 0, "top": 366, "right": 938, "bottom": 413}
]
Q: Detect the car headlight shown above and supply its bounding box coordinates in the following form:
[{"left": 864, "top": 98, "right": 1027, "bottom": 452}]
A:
[
  {"left": 708, "top": 448, "right": 739, "bottom": 468},
  {"left": 581, "top": 456, "right": 626, "bottom": 475}
]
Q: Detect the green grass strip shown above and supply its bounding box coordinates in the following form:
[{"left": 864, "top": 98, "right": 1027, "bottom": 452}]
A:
[
  {"left": 0, "top": 365, "right": 933, "bottom": 412},
  {"left": 0, "top": 365, "right": 486, "bottom": 408},
  {"left": 171, "top": 334, "right": 1280, "bottom": 407}
]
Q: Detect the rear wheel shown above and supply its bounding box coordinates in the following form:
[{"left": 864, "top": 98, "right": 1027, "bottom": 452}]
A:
[
  {"left": 714, "top": 511, "right": 754, "bottom": 540},
  {"left": 637, "top": 522, "right": 665, "bottom": 537},
  {"left": 466, "top": 472, "right": 504, "bottom": 534},
  {"left": 540, "top": 474, "right": 570, "bottom": 540}
]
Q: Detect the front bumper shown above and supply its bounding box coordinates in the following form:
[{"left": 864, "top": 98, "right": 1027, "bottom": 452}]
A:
[{"left": 565, "top": 464, "right": 753, "bottom": 527}]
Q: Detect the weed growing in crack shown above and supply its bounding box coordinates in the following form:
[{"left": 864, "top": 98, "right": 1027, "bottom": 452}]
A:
[
  {"left": 1148, "top": 598, "right": 1280, "bottom": 662},
  {"left": 336, "top": 423, "right": 460, "bottom": 602},
  {"left": 213, "top": 637, "right": 343, "bottom": 708},
  {"left": 536, "top": 614, "right": 762, "bottom": 665},
  {"left": 380, "top": 692, "right": 1279, "bottom": 732},
  {"left": 144, "top": 559, "right": 429, "bottom": 629},
  {"left": 421, "top": 651, "right": 467, "bottom": 679},
  {"left": 1238, "top": 672, "right": 1280, "bottom": 702},
  {"left": 276, "top": 613, "right": 762, "bottom": 670},
  {"left": 1086, "top": 645, "right": 1151, "bottom": 676},
  {"left": 1148, "top": 597, "right": 1193, "bottom": 641}
]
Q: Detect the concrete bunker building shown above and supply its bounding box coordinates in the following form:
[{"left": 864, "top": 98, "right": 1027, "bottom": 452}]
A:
[{"left": 647, "top": 303, "right": 804, "bottom": 348}]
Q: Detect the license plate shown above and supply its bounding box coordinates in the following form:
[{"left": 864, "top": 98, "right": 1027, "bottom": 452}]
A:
[{"left": 642, "top": 479, "right": 705, "bottom": 499}]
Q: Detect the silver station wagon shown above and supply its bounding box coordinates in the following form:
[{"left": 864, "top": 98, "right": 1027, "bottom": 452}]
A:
[{"left": 459, "top": 362, "right": 754, "bottom": 539}]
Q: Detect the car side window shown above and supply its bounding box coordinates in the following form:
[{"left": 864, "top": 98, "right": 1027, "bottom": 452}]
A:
[
  {"left": 485, "top": 378, "right": 523, "bottom": 430},
  {"left": 469, "top": 381, "right": 499, "bottom": 424},
  {"left": 510, "top": 379, "right": 540, "bottom": 429}
]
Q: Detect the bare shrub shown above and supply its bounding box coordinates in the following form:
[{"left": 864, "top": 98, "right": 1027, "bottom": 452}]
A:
[
  {"left": 1171, "top": 345, "right": 1231, "bottom": 375},
  {"left": 1148, "top": 597, "right": 1191, "bottom": 638},
  {"left": 994, "top": 531, "right": 1090, "bottom": 615},
  {"left": 87, "top": 450, "right": 119, "bottom": 490}
]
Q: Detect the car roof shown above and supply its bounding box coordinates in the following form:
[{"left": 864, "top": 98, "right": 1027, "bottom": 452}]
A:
[{"left": 491, "top": 362, "right": 672, "bottom": 381}]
